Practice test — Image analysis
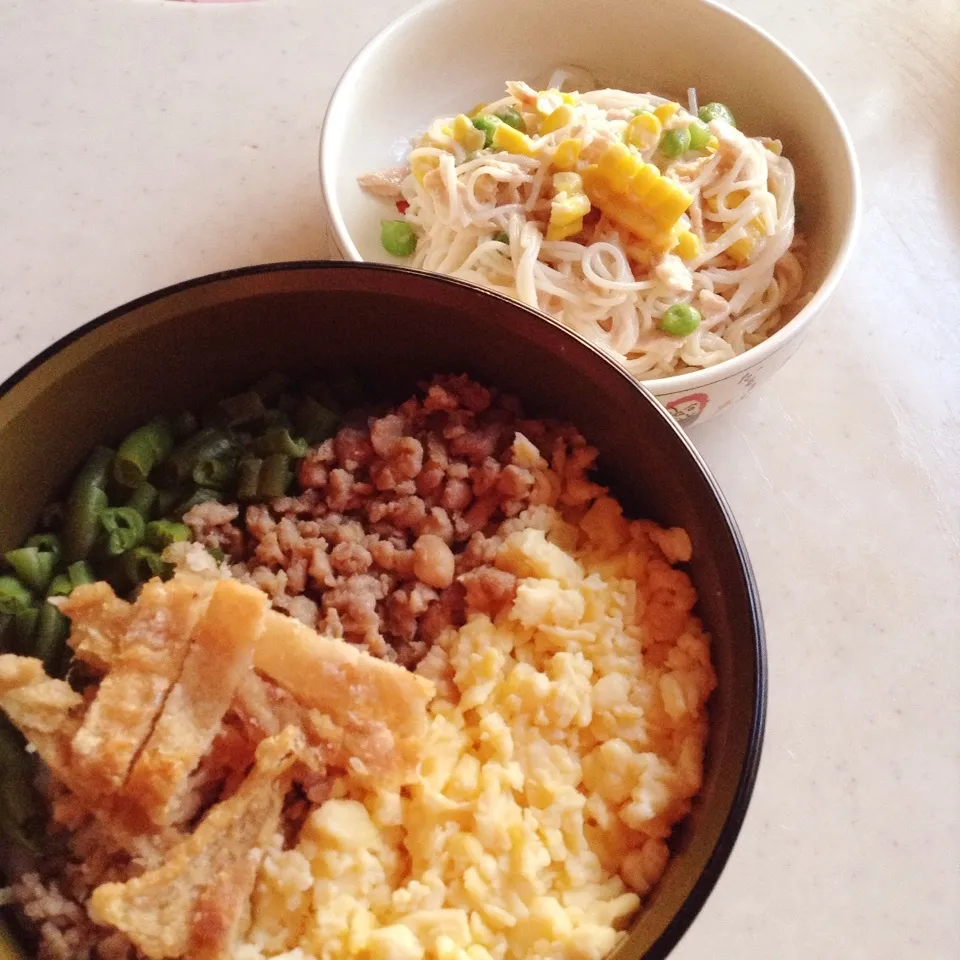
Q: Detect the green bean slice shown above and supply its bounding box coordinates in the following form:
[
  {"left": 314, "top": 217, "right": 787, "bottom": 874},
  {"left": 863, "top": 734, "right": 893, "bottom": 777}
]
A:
[
  {"left": 114, "top": 417, "right": 174, "bottom": 488},
  {"left": 235, "top": 459, "right": 261, "bottom": 502},
  {"left": 26, "top": 533, "right": 62, "bottom": 565},
  {"left": 254, "top": 427, "right": 308, "bottom": 458},
  {"left": 144, "top": 520, "right": 191, "bottom": 551},
  {"left": 120, "top": 547, "right": 171, "bottom": 587},
  {"left": 4, "top": 547, "right": 56, "bottom": 593},
  {"left": 0, "top": 576, "right": 33, "bottom": 616},
  {"left": 100, "top": 507, "right": 146, "bottom": 556},
  {"left": 219, "top": 391, "right": 267, "bottom": 426},
  {"left": 127, "top": 481, "right": 158, "bottom": 519},
  {"left": 192, "top": 456, "right": 236, "bottom": 489},
  {"left": 163, "top": 429, "right": 238, "bottom": 486},
  {"left": 171, "top": 487, "right": 221, "bottom": 517},
  {"left": 295, "top": 397, "right": 340, "bottom": 445},
  {"left": 12, "top": 607, "right": 38, "bottom": 652},
  {"left": 47, "top": 574, "right": 73, "bottom": 598},
  {"left": 34, "top": 601, "right": 70, "bottom": 672},
  {"left": 0, "top": 719, "right": 42, "bottom": 852},
  {"left": 67, "top": 561, "right": 95, "bottom": 587},
  {"left": 259, "top": 454, "right": 293, "bottom": 499},
  {"left": 64, "top": 446, "right": 114, "bottom": 562}
]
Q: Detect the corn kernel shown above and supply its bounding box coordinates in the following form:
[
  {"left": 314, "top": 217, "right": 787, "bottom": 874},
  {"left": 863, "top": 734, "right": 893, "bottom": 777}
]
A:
[
  {"left": 705, "top": 135, "right": 718, "bottom": 153},
  {"left": 452, "top": 114, "right": 485, "bottom": 152},
  {"left": 706, "top": 188, "right": 747, "bottom": 213},
  {"left": 595, "top": 142, "right": 638, "bottom": 193},
  {"left": 726, "top": 237, "right": 755, "bottom": 262},
  {"left": 540, "top": 104, "right": 574, "bottom": 135},
  {"left": 625, "top": 111, "right": 662, "bottom": 151},
  {"left": 552, "top": 172, "right": 583, "bottom": 196},
  {"left": 552, "top": 138, "right": 582, "bottom": 170},
  {"left": 583, "top": 163, "right": 686, "bottom": 249},
  {"left": 654, "top": 102, "right": 680, "bottom": 124},
  {"left": 493, "top": 123, "right": 537, "bottom": 157},
  {"left": 412, "top": 155, "right": 439, "bottom": 184},
  {"left": 546, "top": 184, "right": 590, "bottom": 239},
  {"left": 536, "top": 89, "right": 577, "bottom": 113},
  {"left": 765, "top": 138, "right": 783, "bottom": 156},
  {"left": 553, "top": 193, "right": 590, "bottom": 224},
  {"left": 546, "top": 218, "right": 584, "bottom": 242},
  {"left": 674, "top": 230, "right": 702, "bottom": 259}
]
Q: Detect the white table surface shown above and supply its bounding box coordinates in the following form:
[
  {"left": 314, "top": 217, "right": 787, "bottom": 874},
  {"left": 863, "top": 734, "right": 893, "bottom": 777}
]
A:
[{"left": 1, "top": 1, "right": 958, "bottom": 957}]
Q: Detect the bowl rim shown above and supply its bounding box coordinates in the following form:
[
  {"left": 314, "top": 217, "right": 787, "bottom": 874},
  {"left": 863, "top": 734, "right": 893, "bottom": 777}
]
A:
[
  {"left": 0, "top": 260, "right": 766, "bottom": 960},
  {"left": 318, "top": 0, "right": 862, "bottom": 397}
]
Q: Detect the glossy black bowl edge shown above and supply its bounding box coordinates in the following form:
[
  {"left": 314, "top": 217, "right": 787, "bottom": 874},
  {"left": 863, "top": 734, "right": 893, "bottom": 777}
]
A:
[{"left": 0, "top": 260, "right": 767, "bottom": 959}]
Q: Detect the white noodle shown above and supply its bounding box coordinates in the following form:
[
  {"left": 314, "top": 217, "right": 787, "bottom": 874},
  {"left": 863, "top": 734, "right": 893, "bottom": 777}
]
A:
[{"left": 368, "top": 83, "right": 805, "bottom": 378}]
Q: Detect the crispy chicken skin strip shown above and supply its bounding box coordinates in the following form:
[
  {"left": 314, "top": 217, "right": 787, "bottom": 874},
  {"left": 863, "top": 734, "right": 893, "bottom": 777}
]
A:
[
  {"left": 233, "top": 671, "right": 411, "bottom": 777},
  {"left": 70, "top": 577, "right": 213, "bottom": 792},
  {"left": 56, "top": 581, "right": 134, "bottom": 672},
  {"left": 233, "top": 671, "right": 340, "bottom": 768},
  {"left": 253, "top": 609, "right": 434, "bottom": 782},
  {"left": 0, "top": 654, "right": 182, "bottom": 853},
  {"left": 186, "top": 855, "right": 259, "bottom": 960},
  {"left": 89, "top": 727, "right": 302, "bottom": 960},
  {"left": 124, "top": 579, "right": 268, "bottom": 825},
  {"left": 0, "top": 654, "right": 82, "bottom": 779}
]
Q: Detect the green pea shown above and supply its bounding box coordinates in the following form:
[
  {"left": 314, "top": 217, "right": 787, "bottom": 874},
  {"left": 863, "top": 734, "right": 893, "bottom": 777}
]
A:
[
  {"left": 698, "top": 102, "right": 736, "bottom": 127},
  {"left": 492, "top": 231, "right": 510, "bottom": 244},
  {"left": 659, "top": 127, "right": 691, "bottom": 159},
  {"left": 687, "top": 119, "right": 711, "bottom": 150},
  {"left": 659, "top": 303, "right": 702, "bottom": 337},
  {"left": 495, "top": 108, "right": 525, "bottom": 133},
  {"left": 380, "top": 220, "right": 418, "bottom": 257},
  {"left": 471, "top": 115, "right": 500, "bottom": 148}
]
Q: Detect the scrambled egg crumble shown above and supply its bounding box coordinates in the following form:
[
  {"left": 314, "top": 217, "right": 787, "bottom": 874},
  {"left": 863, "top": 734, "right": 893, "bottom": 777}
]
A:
[{"left": 241, "top": 503, "right": 715, "bottom": 960}]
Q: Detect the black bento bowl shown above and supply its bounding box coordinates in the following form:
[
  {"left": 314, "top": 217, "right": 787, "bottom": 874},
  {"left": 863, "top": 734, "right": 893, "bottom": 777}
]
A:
[{"left": 0, "top": 262, "right": 765, "bottom": 960}]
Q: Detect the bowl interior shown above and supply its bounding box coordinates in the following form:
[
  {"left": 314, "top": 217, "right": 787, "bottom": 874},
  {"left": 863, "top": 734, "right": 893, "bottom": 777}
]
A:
[
  {"left": 0, "top": 264, "right": 763, "bottom": 960},
  {"left": 323, "top": 0, "right": 856, "bottom": 340}
]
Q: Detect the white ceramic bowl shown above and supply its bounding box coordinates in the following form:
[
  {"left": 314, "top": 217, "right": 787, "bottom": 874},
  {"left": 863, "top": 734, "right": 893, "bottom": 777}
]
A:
[{"left": 321, "top": 0, "right": 860, "bottom": 426}]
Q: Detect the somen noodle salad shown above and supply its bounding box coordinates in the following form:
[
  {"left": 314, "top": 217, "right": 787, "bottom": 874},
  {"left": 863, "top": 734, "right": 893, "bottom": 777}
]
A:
[{"left": 358, "top": 78, "right": 807, "bottom": 379}]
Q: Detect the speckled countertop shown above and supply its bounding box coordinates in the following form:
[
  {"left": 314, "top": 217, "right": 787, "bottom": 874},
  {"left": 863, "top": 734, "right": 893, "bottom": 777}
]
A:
[{"left": 0, "top": 1, "right": 958, "bottom": 957}]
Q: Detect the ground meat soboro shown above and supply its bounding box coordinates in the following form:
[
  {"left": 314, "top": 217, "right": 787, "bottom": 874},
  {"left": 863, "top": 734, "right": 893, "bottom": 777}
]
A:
[{"left": 185, "top": 375, "right": 598, "bottom": 668}]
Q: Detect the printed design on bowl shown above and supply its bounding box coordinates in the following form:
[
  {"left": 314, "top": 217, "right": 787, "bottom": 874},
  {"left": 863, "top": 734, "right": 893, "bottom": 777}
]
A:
[{"left": 665, "top": 392, "right": 709, "bottom": 426}]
